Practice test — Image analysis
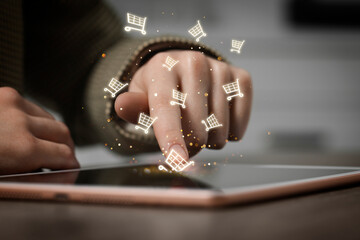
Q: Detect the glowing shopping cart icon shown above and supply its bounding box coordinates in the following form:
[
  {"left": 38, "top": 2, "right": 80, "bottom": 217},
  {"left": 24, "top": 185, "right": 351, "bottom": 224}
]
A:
[
  {"left": 222, "top": 78, "right": 244, "bottom": 101},
  {"left": 104, "top": 78, "right": 128, "bottom": 98},
  {"left": 170, "top": 89, "right": 187, "bottom": 109},
  {"left": 162, "top": 56, "right": 179, "bottom": 71},
  {"left": 135, "top": 113, "right": 157, "bottom": 134},
  {"left": 124, "top": 13, "right": 147, "bottom": 35},
  {"left": 188, "top": 20, "right": 207, "bottom": 42},
  {"left": 230, "top": 39, "right": 245, "bottom": 54},
  {"left": 201, "top": 114, "right": 223, "bottom": 131},
  {"left": 164, "top": 149, "right": 194, "bottom": 172}
]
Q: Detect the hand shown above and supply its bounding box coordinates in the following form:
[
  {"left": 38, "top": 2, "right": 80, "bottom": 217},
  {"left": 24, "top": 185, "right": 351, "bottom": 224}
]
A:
[
  {"left": 115, "top": 51, "right": 252, "bottom": 160},
  {"left": 0, "top": 87, "right": 79, "bottom": 175}
]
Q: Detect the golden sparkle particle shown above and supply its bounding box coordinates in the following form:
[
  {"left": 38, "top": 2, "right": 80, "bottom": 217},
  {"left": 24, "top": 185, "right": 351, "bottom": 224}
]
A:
[
  {"left": 101, "top": 53, "right": 106, "bottom": 58},
  {"left": 189, "top": 142, "right": 193, "bottom": 146}
]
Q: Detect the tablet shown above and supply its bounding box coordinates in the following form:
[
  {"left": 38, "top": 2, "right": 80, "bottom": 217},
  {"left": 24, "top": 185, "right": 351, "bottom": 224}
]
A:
[{"left": 0, "top": 163, "right": 359, "bottom": 207}]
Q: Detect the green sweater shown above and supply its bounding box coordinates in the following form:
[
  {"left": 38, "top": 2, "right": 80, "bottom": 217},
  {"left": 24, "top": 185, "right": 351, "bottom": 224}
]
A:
[{"left": 0, "top": 0, "right": 223, "bottom": 155}]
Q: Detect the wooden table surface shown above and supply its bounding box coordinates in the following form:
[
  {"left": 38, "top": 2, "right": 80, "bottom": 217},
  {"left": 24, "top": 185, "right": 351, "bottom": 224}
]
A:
[{"left": 1, "top": 153, "right": 359, "bottom": 240}]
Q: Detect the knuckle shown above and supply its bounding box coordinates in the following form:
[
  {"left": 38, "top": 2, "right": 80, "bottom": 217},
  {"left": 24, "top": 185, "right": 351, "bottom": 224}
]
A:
[
  {"left": 213, "top": 62, "right": 229, "bottom": 79},
  {"left": 7, "top": 108, "right": 26, "bottom": 122},
  {"left": 59, "top": 144, "right": 75, "bottom": 161},
  {"left": 57, "top": 121, "right": 71, "bottom": 138},
  {"left": 238, "top": 69, "right": 252, "bottom": 87},
  {"left": 149, "top": 52, "right": 167, "bottom": 65},
  {"left": 153, "top": 102, "right": 176, "bottom": 114},
  {"left": 0, "top": 87, "right": 21, "bottom": 104},
  {"left": 164, "top": 129, "right": 183, "bottom": 142},
  {"left": 19, "top": 135, "right": 38, "bottom": 157},
  {"left": 183, "top": 51, "right": 207, "bottom": 70}
]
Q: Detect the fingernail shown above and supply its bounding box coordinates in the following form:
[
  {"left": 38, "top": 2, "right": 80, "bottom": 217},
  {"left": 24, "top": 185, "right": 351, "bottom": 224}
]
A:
[{"left": 169, "top": 144, "right": 188, "bottom": 161}]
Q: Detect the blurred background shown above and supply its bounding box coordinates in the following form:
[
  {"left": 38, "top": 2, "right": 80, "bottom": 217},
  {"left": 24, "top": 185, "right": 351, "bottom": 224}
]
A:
[{"left": 75, "top": 0, "right": 360, "bottom": 166}]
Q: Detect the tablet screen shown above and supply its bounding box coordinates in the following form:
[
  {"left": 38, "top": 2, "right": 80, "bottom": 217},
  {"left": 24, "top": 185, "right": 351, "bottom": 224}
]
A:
[{"left": 0, "top": 164, "right": 359, "bottom": 191}]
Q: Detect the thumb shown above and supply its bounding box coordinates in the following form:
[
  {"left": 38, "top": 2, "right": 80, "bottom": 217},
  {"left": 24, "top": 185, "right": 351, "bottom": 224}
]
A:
[{"left": 114, "top": 92, "right": 149, "bottom": 124}]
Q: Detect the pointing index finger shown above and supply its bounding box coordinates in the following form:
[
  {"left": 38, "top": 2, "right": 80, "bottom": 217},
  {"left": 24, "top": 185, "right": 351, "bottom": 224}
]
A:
[{"left": 144, "top": 72, "right": 189, "bottom": 162}]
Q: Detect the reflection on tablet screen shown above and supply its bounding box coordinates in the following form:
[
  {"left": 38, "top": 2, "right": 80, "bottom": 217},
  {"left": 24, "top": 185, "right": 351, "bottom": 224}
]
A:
[{"left": 0, "top": 164, "right": 358, "bottom": 192}]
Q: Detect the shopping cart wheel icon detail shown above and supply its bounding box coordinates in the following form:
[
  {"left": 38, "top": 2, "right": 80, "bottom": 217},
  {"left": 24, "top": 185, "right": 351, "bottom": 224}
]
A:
[
  {"left": 170, "top": 101, "right": 186, "bottom": 109},
  {"left": 201, "top": 120, "right": 209, "bottom": 131},
  {"left": 125, "top": 26, "right": 146, "bottom": 35},
  {"left": 158, "top": 165, "right": 168, "bottom": 172}
]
